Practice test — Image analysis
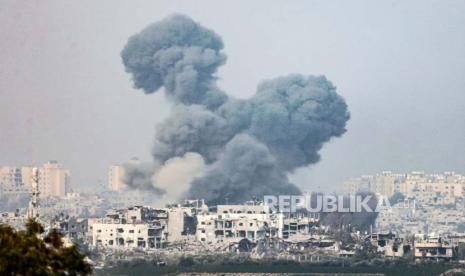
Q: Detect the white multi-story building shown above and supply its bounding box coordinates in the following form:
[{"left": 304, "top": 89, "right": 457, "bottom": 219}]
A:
[
  {"left": 346, "top": 171, "right": 406, "bottom": 197},
  {"left": 81, "top": 200, "right": 326, "bottom": 252},
  {"left": 0, "top": 166, "right": 33, "bottom": 196},
  {"left": 39, "top": 161, "right": 69, "bottom": 197},
  {"left": 0, "top": 161, "right": 69, "bottom": 197},
  {"left": 399, "top": 172, "right": 465, "bottom": 204},
  {"left": 108, "top": 165, "right": 126, "bottom": 192},
  {"left": 348, "top": 171, "right": 465, "bottom": 204},
  {"left": 91, "top": 219, "right": 165, "bottom": 249},
  {"left": 88, "top": 204, "right": 198, "bottom": 249},
  {"left": 196, "top": 203, "right": 283, "bottom": 243}
]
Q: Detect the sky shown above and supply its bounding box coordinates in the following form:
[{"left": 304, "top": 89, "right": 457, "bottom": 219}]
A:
[{"left": 0, "top": 0, "right": 464, "bottom": 193}]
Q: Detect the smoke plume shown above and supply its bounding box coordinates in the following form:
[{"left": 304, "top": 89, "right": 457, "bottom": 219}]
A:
[
  {"left": 121, "top": 14, "right": 350, "bottom": 204},
  {"left": 121, "top": 158, "right": 163, "bottom": 194},
  {"left": 188, "top": 134, "right": 301, "bottom": 205},
  {"left": 153, "top": 152, "right": 205, "bottom": 202},
  {"left": 121, "top": 14, "right": 227, "bottom": 109}
]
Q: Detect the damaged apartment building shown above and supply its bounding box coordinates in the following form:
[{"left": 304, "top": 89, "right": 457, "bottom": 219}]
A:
[
  {"left": 89, "top": 202, "right": 204, "bottom": 249},
  {"left": 196, "top": 202, "right": 284, "bottom": 243},
  {"left": 86, "top": 200, "right": 321, "bottom": 251}
]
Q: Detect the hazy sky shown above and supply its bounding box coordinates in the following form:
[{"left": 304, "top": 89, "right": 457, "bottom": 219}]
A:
[{"left": 1, "top": 0, "right": 464, "bottom": 193}]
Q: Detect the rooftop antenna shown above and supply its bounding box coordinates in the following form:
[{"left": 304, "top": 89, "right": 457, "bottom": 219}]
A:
[{"left": 28, "top": 167, "right": 40, "bottom": 219}]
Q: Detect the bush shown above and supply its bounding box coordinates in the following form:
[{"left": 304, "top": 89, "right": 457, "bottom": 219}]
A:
[
  {"left": 179, "top": 256, "right": 195, "bottom": 267},
  {"left": 0, "top": 218, "right": 92, "bottom": 275}
]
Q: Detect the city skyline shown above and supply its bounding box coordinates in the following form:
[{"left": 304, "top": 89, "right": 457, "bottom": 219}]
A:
[
  {"left": 1, "top": 1, "right": 465, "bottom": 193},
  {"left": 3, "top": 2, "right": 465, "bottom": 274}
]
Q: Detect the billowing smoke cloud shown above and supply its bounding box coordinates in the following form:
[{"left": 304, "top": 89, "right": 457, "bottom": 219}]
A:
[
  {"left": 153, "top": 152, "right": 205, "bottom": 202},
  {"left": 121, "top": 14, "right": 350, "bottom": 204},
  {"left": 121, "top": 158, "right": 163, "bottom": 194},
  {"left": 248, "top": 75, "right": 349, "bottom": 170},
  {"left": 152, "top": 105, "right": 233, "bottom": 164},
  {"left": 188, "top": 134, "right": 300, "bottom": 205},
  {"left": 121, "top": 14, "right": 227, "bottom": 109}
]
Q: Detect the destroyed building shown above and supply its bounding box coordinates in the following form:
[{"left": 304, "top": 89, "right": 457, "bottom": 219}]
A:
[
  {"left": 196, "top": 202, "right": 283, "bottom": 243},
  {"left": 414, "top": 236, "right": 454, "bottom": 260},
  {"left": 88, "top": 203, "right": 201, "bottom": 249}
]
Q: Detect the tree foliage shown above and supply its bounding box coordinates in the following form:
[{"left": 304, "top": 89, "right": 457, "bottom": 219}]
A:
[{"left": 0, "top": 218, "right": 91, "bottom": 275}]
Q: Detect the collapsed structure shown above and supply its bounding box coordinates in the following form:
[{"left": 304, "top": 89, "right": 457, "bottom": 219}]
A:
[
  {"left": 42, "top": 199, "right": 461, "bottom": 264},
  {"left": 87, "top": 201, "right": 289, "bottom": 250},
  {"left": 70, "top": 200, "right": 328, "bottom": 253},
  {"left": 5, "top": 191, "right": 465, "bottom": 264}
]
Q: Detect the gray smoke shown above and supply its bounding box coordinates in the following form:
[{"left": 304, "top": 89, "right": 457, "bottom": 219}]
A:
[
  {"left": 248, "top": 75, "right": 349, "bottom": 170},
  {"left": 121, "top": 14, "right": 350, "bottom": 204},
  {"left": 152, "top": 105, "right": 233, "bottom": 164},
  {"left": 121, "top": 158, "right": 164, "bottom": 194},
  {"left": 188, "top": 134, "right": 301, "bottom": 205},
  {"left": 121, "top": 14, "right": 227, "bottom": 109}
]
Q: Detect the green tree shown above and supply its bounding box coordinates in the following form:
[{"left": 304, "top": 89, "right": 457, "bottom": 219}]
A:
[
  {"left": 178, "top": 255, "right": 195, "bottom": 267},
  {"left": 0, "top": 218, "right": 91, "bottom": 275}
]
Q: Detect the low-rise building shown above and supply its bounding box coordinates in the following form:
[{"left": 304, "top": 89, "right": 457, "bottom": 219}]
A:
[
  {"left": 88, "top": 203, "right": 200, "bottom": 249},
  {"left": 414, "top": 237, "right": 454, "bottom": 260},
  {"left": 196, "top": 203, "right": 283, "bottom": 243}
]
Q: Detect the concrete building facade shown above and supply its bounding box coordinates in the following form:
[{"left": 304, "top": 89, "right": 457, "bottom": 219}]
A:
[
  {"left": 108, "top": 165, "right": 126, "bottom": 192},
  {"left": 0, "top": 166, "right": 33, "bottom": 196},
  {"left": 0, "top": 161, "right": 69, "bottom": 197},
  {"left": 39, "top": 161, "right": 69, "bottom": 197},
  {"left": 196, "top": 203, "right": 283, "bottom": 243},
  {"left": 348, "top": 171, "right": 465, "bottom": 205}
]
